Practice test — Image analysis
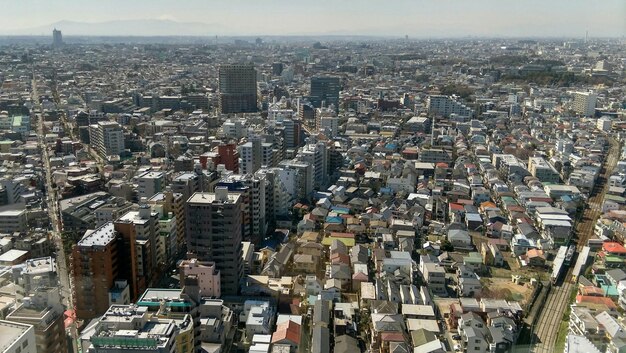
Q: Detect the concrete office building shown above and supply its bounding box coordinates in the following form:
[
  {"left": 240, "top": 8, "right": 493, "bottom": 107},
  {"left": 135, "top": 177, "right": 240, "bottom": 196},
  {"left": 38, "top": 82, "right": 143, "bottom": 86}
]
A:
[
  {"left": 186, "top": 188, "right": 243, "bottom": 295},
  {"left": 0, "top": 208, "right": 27, "bottom": 234},
  {"left": 572, "top": 91, "right": 597, "bottom": 116},
  {"left": 0, "top": 320, "right": 36, "bottom": 353},
  {"left": 5, "top": 288, "right": 65, "bottom": 353},
  {"left": 89, "top": 121, "right": 124, "bottom": 159},
  {"left": 218, "top": 64, "right": 257, "bottom": 114}
]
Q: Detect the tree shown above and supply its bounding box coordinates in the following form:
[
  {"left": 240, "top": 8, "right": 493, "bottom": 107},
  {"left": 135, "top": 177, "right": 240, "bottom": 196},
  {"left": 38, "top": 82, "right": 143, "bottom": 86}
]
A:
[{"left": 441, "top": 240, "right": 454, "bottom": 252}]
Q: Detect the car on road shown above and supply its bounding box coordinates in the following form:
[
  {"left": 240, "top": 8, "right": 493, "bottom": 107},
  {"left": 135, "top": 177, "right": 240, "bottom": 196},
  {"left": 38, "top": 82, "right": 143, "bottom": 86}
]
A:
[
  {"left": 454, "top": 344, "right": 462, "bottom": 351},
  {"left": 452, "top": 334, "right": 461, "bottom": 340}
]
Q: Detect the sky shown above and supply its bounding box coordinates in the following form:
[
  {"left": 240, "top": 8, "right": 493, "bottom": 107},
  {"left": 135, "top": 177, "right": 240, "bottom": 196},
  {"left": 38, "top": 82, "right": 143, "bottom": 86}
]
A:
[{"left": 1, "top": 0, "right": 625, "bottom": 37}]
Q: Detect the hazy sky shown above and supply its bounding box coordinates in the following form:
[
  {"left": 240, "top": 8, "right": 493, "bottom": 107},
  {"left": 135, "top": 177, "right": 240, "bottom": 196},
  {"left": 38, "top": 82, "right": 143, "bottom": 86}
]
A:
[{"left": 2, "top": 0, "right": 625, "bottom": 37}]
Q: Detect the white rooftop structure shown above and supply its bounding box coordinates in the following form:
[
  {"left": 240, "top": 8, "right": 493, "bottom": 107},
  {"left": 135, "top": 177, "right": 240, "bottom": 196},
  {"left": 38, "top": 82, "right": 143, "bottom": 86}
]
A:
[{"left": 77, "top": 222, "right": 117, "bottom": 247}]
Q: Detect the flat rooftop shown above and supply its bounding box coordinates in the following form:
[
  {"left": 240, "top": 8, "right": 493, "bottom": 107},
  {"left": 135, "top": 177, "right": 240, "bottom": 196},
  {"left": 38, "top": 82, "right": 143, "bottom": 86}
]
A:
[
  {"left": 187, "top": 192, "right": 240, "bottom": 204},
  {"left": 77, "top": 222, "right": 116, "bottom": 247},
  {"left": 0, "top": 320, "right": 33, "bottom": 352}
]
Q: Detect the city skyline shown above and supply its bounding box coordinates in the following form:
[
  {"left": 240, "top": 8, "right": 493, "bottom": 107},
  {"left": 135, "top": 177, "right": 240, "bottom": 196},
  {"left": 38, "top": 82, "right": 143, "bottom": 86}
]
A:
[{"left": 1, "top": 0, "right": 624, "bottom": 37}]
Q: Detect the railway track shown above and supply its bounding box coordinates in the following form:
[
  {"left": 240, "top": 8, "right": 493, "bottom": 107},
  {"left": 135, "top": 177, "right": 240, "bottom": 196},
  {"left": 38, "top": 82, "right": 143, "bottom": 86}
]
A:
[{"left": 530, "top": 136, "right": 619, "bottom": 353}]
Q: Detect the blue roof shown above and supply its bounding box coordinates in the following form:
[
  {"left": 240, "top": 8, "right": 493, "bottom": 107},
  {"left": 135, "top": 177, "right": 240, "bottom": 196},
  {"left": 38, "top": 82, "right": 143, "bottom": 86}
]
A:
[
  {"left": 260, "top": 239, "right": 279, "bottom": 250},
  {"left": 325, "top": 216, "right": 343, "bottom": 224},
  {"left": 331, "top": 206, "right": 350, "bottom": 214},
  {"left": 466, "top": 213, "right": 482, "bottom": 221},
  {"left": 379, "top": 187, "right": 393, "bottom": 194}
]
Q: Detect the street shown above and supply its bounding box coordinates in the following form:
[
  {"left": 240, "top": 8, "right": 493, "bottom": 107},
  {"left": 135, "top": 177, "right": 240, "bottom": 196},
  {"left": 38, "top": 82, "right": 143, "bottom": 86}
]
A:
[{"left": 32, "top": 72, "right": 80, "bottom": 353}]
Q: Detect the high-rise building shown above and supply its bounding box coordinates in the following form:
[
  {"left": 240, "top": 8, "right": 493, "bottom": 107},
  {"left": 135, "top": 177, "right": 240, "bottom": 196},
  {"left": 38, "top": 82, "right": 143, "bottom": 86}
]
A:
[
  {"left": 271, "top": 62, "right": 284, "bottom": 76},
  {"left": 239, "top": 135, "right": 274, "bottom": 175},
  {"left": 5, "top": 287, "right": 66, "bottom": 353},
  {"left": 310, "top": 76, "right": 341, "bottom": 109},
  {"left": 52, "top": 28, "right": 63, "bottom": 48},
  {"left": 71, "top": 222, "right": 119, "bottom": 320},
  {"left": 217, "top": 174, "right": 267, "bottom": 243},
  {"left": 572, "top": 91, "right": 597, "bottom": 116},
  {"left": 218, "top": 64, "right": 257, "bottom": 114},
  {"left": 88, "top": 121, "right": 125, "bottom": 159},
  {"left": 147, "top": 191, "right": 186, "bottom": 260},
  {"left": 114, "top": 206, "right": 159, "bottom": 301},
  {"left": 296, "top": 142, "right": 328, "bottom": 190},
  {"left": 186, "top": 188, "right": 243, "bottom": 295},
  {"left": 277, "top": 160, "right": 313, "bottom": 203}
]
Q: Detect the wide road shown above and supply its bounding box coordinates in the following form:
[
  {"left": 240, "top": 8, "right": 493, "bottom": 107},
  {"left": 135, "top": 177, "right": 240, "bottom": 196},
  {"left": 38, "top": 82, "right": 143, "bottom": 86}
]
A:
[
  {"left": 32, "top": 73, "right": 80, "bottom": 353},
  {"left": 531, "top": 135, "right": 619, "bottom": 353}
]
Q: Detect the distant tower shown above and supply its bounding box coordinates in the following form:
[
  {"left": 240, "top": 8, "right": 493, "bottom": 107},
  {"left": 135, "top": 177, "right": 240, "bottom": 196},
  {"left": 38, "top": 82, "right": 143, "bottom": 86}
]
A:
[{"left": 52, "top": 28, "right": 63, "bottom": 48}]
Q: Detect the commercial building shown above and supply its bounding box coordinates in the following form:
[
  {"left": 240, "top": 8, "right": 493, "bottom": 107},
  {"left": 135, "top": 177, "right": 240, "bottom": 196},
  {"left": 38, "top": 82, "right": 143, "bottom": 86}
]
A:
[
  {"left": 0, "top": 208, "right": 27, "bottom": 234},
  {"left": 78, "top": 305, "right": 193, "bottom": 353},
  {"left": 0, "top": 320, "right": 36, "bottom": 353},
  {"left": 186, "top": 188, "right": 243, "bottom": 295},
  {"left": 218, "top": 64, "right": 257, "bottom": 114},
  {"left": 5, "top": 288, "right": 65, "bottom": 353}
]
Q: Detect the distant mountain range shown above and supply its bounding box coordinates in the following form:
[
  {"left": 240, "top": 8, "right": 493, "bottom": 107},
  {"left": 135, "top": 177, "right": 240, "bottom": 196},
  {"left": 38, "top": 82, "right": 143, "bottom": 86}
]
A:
[{"left": 4, "top": 19, "right": 226, "bottom": 36}]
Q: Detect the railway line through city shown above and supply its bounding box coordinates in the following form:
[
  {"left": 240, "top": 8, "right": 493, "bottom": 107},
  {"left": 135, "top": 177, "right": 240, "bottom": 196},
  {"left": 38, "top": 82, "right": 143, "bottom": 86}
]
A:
[{"left": 531, "top": 136, "right": 619, "bottom": 353}]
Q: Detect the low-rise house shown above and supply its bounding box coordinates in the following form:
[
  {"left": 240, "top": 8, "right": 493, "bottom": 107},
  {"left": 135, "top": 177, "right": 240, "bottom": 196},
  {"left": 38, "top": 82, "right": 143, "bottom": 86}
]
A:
[
  {"left": 410, "top": 328, "right": 445, "bottom": 352},
  {"left": 520, "top": 249, "right": 546, "bottom": 267},
  {"left": 481, "top": 243, "right": 504, "bottom": 267},
  {"left": 458, "top": 276, "right": 483, "bottom": 297},
  {"left": 448, "top": 228, "right": 472, "bottom": 249},
  {"left": 292, "top": 254, "right": 318, "bottom": 274},
  {"left": 422, "top": 262, "right": 447, "bottom": 296}
]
